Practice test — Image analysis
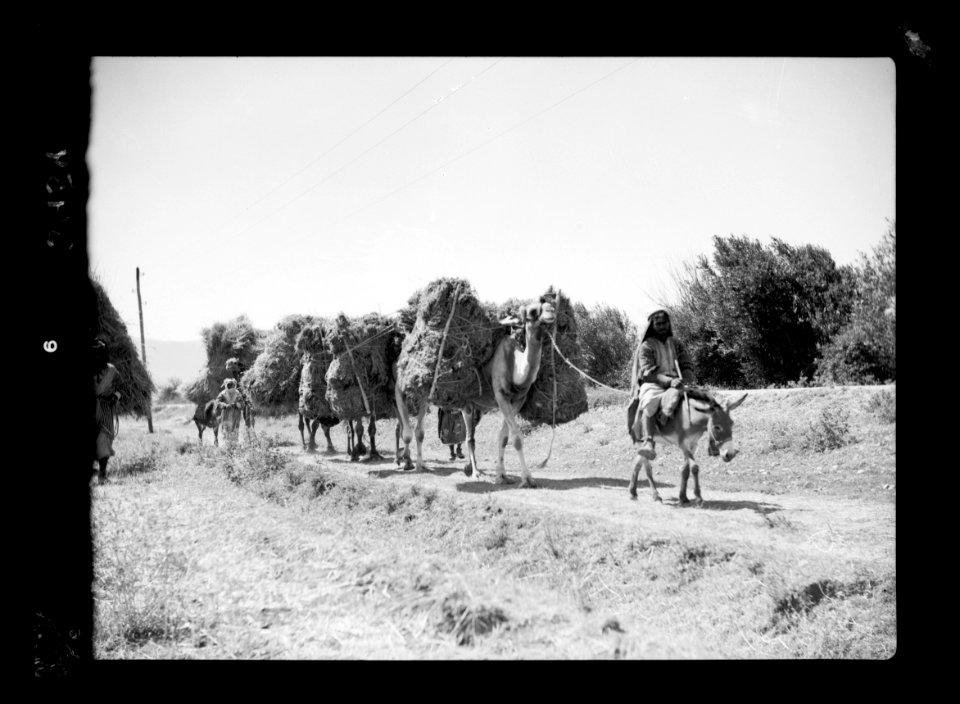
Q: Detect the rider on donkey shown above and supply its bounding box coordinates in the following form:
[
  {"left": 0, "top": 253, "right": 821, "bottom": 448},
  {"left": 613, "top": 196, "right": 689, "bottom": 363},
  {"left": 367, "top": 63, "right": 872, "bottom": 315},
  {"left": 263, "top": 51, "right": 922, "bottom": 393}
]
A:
[{"left": 629, "top": 309, "right": 697, "bottom": 460}]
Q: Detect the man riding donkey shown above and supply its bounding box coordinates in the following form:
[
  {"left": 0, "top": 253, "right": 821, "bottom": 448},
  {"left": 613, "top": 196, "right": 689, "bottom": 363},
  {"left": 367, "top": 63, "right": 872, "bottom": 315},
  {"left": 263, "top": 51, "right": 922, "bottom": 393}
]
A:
[
  {"left": 93, "top": 339, "right": 121, "bottom": 483},
  {"left": 629, "top": 309, "right": 697, "bottom": 460}
]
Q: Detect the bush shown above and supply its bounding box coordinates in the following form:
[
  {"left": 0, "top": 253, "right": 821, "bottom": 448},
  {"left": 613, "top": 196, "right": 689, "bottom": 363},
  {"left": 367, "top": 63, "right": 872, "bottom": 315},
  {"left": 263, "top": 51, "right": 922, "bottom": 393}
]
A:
[
  {"left": 157, "top": 378, "right": 185, "bottom": 404},
  {"left": 801, "top": 408, "right": 854, "bottom": 452},
  {"left": 222, "top": 438, "right": 290, "bottom": 486},
  {"left": 866, "top": 388, "right": 896, "bottom": 423}
]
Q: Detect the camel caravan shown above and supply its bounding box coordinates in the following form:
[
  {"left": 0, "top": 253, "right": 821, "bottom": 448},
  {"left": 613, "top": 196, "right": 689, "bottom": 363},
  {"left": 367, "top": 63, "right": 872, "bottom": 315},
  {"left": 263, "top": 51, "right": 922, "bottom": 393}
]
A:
[{"left": 172, "top": 276, "right": 747, "bottom": 501}]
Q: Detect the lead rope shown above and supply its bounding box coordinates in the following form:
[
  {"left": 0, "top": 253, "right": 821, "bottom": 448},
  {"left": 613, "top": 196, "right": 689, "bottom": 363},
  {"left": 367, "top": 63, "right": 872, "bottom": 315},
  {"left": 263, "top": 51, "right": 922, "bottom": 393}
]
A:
[
  {"left": 428, "top": 283, "right": 461, "bottom": 404},
  {"left": 536, "top": 295, "right": 560, "bottom": 469}
]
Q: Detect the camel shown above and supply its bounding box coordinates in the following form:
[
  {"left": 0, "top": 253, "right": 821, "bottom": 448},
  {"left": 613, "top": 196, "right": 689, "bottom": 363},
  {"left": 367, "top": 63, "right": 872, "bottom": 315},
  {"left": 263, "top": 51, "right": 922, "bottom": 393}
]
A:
[{"left": 395, "top": 296, "right": 556, "bottom": 487}]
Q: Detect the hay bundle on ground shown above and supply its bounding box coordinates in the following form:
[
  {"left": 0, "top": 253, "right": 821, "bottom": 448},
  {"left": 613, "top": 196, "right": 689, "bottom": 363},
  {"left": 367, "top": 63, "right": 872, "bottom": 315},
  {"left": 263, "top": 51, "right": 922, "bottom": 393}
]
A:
[
  {"left": 184, "top": 315, "right": 263, "bottom": 404},
  {"left": 241, "top": 314, "right": 318, "bottom": 416},
  {"left": 325, "top": 312, "right": 398, "bottom": 420},
  {"left": 92, "top": 278, "right": 155, "bottom": 417},
  {"left": 519, "top": 287, "right": 588, "bottom": 425},
  {"left": 396, "top": 278, "right": 507, "bottom": 409},
  {"left": 296, "top": 320, "right": 337, "bottom": 422}
]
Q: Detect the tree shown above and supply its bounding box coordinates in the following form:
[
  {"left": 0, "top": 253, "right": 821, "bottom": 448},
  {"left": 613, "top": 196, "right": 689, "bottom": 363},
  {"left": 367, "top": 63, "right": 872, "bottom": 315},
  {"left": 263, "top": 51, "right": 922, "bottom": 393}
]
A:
[
  {"left": 666, "top": 234, "right": 855, "bottom": 387},
  {"left": 572, "top": 302, "right": 638, "bottom": 388},
  {"left": 815, "top": 222, "right": 895, "bottom": 384}
]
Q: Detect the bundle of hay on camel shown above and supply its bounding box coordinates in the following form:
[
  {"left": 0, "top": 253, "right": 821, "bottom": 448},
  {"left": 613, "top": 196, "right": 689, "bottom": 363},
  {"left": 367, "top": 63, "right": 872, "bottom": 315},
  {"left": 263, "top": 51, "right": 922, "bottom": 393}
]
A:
[
  {"left": 395, "top": 277, "right": 506, "bottom": 411},
  {"left": 242, "top": 314, "right": 318, "bottom": 417},
  {"left": 518, "top": 286, "right": 588, "bottom": 425},
  {"left": 92, "top": 277, "right": 155, "bottom": 417},
  {"left": 324, "top": 312, "right": 401, "bottom": 462},
  {"left": 295, "top": 319, "right": 342, "bottom": 454}
]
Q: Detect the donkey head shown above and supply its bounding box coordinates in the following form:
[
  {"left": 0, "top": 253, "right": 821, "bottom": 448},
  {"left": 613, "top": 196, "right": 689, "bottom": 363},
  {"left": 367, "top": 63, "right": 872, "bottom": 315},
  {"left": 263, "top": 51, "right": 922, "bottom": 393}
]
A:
[{"left": 706, "top": 392, "right": 747, "bottom": 462}]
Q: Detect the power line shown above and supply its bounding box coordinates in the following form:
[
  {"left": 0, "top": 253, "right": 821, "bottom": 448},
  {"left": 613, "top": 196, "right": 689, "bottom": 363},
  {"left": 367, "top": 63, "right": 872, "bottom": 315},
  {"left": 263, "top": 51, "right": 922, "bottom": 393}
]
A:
[
  {"left": 252, "top": 58, "right": 643, "bottom": 260},
  {"left": 193, "top": 57, "right": 459, "bottom": 262},
  {"left": 219, "top": 57, "right": 505, "bottom": 247}
]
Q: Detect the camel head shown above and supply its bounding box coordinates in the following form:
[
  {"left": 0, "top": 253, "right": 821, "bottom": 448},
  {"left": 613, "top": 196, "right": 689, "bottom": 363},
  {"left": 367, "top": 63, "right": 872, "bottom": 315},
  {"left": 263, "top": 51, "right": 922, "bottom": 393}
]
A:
[{"left": 499, "top": 298, "right": 556, "bottom": 335}]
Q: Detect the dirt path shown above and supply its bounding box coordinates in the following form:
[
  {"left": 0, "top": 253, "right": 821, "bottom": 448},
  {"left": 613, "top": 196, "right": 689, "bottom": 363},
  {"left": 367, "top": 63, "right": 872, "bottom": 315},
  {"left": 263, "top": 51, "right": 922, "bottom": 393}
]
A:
[{"left": 290, "top": 448, "right": 895, "bottom": 572}]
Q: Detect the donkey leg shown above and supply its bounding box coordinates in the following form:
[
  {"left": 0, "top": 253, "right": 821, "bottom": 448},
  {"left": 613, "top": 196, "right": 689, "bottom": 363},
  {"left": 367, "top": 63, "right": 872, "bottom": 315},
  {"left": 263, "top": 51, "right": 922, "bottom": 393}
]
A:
[
  {"left": 629, "top": 457, "right": 642, "bottom": 500},
  {"left": 644, "top": 457, "right": 661, "bottom": 502},
  {"left": 690, "top": 460, "right": 703, "bottom": 506},
  {"left": 678, "top": 458, "right": 691, "bottom": 505}
]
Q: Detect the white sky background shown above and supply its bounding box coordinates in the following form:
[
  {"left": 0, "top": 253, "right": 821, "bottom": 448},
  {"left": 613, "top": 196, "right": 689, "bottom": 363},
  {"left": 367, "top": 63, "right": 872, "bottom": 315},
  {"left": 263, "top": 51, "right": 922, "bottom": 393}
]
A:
[{"left": 88, "top": 56, "right": 895, "bottom": 342}]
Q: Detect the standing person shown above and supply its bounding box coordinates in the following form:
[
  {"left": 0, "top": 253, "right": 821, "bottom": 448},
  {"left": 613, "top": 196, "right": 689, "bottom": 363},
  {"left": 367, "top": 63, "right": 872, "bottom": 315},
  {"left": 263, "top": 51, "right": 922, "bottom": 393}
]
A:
[
  {"left": 437, "top": 407, "right": 481, "bottom": 460},
  {"left": 217, "top": 378, "right": 243, "bottom": 447},
  {"left": 629, "top": 309, "right": 696, "bottom": 460},
  {"left": 93, "top": 339, "right": 121, "bottom": 482},
  {"left": 225, "top": 357, "right": 254, "bottom": 438}
]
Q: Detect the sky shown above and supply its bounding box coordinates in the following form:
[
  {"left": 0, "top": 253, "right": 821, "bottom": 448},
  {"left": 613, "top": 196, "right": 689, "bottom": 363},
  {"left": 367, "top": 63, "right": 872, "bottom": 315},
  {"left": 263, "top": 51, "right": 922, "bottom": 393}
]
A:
[{"left": 88, "top": 56, "right": 895, "bottom": 343}]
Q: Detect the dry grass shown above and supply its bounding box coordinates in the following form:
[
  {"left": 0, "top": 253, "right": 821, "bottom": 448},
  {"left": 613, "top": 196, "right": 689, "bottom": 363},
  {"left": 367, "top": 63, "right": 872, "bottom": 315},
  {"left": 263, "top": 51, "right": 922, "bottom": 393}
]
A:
[{"left": 93, "top": 384, "right": 896, "bottom": 659}]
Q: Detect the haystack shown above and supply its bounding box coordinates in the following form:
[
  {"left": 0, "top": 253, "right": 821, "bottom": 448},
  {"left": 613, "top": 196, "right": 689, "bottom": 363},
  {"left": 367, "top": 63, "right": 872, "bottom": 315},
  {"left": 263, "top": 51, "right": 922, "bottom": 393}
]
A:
[
  {"left": 184, "top": 315, "right": 263, "bottom": 404},
  {"left": 324, "top": 312, "right": 399, "bottom": 420},
  {"left": 519, "top": 287, "right": 588, "bottom": 425},
  {"left": 396, "top": 278, "right": 507, "bottom": 409},
  {"left": 92, "top": 278, "right": 155, "bottom": 417},
  {"left": 241, "top": 314, "right": 318, "bottom": 416},
  {"left": 296, "top": 320, "right": 338, "bottom": 422}
]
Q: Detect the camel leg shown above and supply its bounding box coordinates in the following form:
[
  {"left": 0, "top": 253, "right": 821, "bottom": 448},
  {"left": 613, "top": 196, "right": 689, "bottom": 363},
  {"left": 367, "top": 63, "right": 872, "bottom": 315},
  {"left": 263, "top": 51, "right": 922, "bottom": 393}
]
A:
[
  {"left": 298, "top": 413, "right": 307, "bottom": 450},
  {"left": 354, "top": 419, "right": 367, "bottom": 459},
  {"left": 213, "top": 425, "right": 220, "bottom": 448},
  {"left": 308, "top": 419, "right": 321, "bottom": 453},
  {"left": 493, "top": 419, "right": 513, "bottom": 484},
  {"left": 364, "top": 417, "right": 383, "bottom": 462},
  {"left": 495, "top": 397, "right": 531, "bottom": 487},
  {"left": 462, "top": 407, "right": 486, "bottom": 478},
  {"left": 195, "top": 421, "right": 203, "bottom": 446},
  {"left": 322, "top": 423, "right": 335, "bottom": 453}
]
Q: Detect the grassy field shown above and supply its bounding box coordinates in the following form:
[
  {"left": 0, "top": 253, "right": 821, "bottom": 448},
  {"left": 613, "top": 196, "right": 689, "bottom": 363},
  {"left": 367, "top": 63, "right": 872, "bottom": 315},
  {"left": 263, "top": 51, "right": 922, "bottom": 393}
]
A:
[{"left": 91, "top": 383, "right": 896, "bottom": 659}]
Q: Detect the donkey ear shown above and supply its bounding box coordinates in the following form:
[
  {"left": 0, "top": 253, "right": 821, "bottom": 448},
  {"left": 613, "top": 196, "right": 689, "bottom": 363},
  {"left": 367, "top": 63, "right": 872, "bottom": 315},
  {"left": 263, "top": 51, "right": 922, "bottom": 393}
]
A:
[{"left": 724, "top": 393, "right": 748, "bottom": 411}]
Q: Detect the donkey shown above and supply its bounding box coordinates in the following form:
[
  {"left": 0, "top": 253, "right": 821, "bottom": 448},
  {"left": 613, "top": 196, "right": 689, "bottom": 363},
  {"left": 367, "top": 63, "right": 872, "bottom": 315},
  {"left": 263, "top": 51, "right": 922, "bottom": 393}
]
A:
[
  {"left": 191, "top": 399, "right": 221, "bottom": 447},
  {"left": 626, "top": 390, "right": 747, "bottom": 505}
]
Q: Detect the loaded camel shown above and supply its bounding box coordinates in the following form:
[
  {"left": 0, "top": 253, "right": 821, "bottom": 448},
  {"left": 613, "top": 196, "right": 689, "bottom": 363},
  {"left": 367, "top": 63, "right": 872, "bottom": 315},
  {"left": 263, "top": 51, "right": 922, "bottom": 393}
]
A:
[{"left": 395, "top": 296, "right": 556, "bottom": 488}]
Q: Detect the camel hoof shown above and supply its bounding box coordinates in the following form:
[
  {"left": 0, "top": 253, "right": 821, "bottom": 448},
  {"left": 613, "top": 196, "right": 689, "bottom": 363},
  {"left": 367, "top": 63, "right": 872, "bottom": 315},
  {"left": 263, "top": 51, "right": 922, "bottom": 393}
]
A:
[
  {"left": 653, "top": 494, "right": 662, "bottom": 503},
  {"left": 629, "top": 492, "right": 637, "bottom": 501},
  {"left": 494, "top": 475, "right": 516, "bottom": 485},
  {"left": 463, "top": 463, "right": 473, "bottom": 477},
  {"left": 519, "top": 478, "right": 538, "bottom": 489}
]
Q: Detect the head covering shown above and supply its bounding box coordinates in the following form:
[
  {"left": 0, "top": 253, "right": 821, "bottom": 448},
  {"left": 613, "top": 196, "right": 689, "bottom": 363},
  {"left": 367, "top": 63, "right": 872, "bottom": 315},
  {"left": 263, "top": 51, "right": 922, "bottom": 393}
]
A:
[{"left": 638, "top": 309, "right": 672, "bottom": 343}]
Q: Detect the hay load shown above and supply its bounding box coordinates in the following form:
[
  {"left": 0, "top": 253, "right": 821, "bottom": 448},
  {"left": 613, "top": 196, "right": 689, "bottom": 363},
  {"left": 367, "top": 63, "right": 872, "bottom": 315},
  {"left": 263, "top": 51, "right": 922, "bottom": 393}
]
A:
[
  {"left": 241, "top": 314, "right": 318, "bottom": 416},
  {"left": 184, "top": 315, "right": 263, "bottom": 404},
  {"left": 324, "top": 312, "right": 399, "bottom": 420},
  {"left": 396, "top": 277, "right": 507, "bottom": 409},
  {"left": 296, "top": 320, "right": 338, "bottom": 422},
  {"left": 519, "top": 287, "right": 588, "bottom": 425},
  {"left": 92, "top": 278, "right": 155, "bottom": 417}
]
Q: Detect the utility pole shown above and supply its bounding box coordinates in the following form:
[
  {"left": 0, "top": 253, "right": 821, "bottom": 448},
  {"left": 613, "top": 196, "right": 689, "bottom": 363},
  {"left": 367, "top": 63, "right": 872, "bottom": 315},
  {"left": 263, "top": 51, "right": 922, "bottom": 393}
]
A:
[{"left": 137, "top": 266, "right": 155, "bottom": 433}]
